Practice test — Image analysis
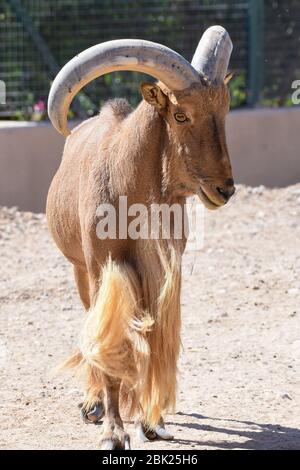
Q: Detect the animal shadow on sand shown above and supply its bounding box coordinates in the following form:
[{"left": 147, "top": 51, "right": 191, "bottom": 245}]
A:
[{"left": 167, "top": 413, "right": 300, "bottom": 450}]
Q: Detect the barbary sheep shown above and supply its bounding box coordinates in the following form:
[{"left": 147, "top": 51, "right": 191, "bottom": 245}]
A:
[{"left": 46, "top": 25, "right": 235, "bottom": 449}]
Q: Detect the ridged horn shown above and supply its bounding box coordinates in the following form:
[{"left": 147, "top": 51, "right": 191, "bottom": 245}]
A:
[
  {"left": 48, "top": 39, "right": 200, "bottom": 136},
  {"left": 191, "top": 25, "right": 233, "bottom": 84}
]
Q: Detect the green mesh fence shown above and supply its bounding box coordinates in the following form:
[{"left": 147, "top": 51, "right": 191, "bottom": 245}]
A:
[{"left": 0, "top": 1, "right": 299, "bottom": 119}]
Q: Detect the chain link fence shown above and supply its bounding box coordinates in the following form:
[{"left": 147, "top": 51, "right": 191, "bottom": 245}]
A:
[{"left": 0, "top": 1, "right": 299, "bottom": 119}]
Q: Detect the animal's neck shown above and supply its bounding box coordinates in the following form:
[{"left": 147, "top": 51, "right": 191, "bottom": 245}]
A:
[{"left": 118, "top": 101, "right": 186, "bottom": 205}]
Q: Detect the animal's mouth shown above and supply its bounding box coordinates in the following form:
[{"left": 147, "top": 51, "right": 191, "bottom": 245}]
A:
[{"left": 197, "top": 185, "right": 225, "bottom": 211}]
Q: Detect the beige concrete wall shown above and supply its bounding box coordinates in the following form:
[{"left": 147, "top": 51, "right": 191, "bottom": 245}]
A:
[
  {"left": 0, "top": 121, "right": 65, "bottom": 213},
  {"left": 226, "top": 107, "right": 300, "bottom": 187},
  {"left": 0, "top": 107, "right": 299, "bottom": 212}
]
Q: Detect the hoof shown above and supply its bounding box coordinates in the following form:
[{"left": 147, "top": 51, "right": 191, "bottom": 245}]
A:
[
  {"left": 154, "top": 423, "right": 174, "bottom": 440},
  {"left": 99, "top": 422, "right": 131, "bottom": 450},
  {"left": 100, "top": 434, "right": 131, "bottom": 450},
  {"left": 136, "top": 420, "right": 174, "bottom": 442},
  {"left": 80, "top": 402, "right": 104, "bottom": 424}
]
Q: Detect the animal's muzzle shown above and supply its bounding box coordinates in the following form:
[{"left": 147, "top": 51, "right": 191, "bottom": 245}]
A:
[
  {"left": 216, "top": 181, "right": 235, "bottom": 202},
  {"left": 198, "top": 178, "right": 235, "bottom": 210}
]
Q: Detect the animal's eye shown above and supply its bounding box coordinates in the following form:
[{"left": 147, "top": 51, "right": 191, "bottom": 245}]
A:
[{"left": 174, "top": 112, "right": 188, "bottom": 123}]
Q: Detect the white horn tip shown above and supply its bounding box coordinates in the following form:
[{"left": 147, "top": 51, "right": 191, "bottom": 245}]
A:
[
  {"left": 203, "top": 25, "right": 233, "bottom": 48},
  {"left": 191, "top": 24, "right": 233, "bottom": 82}
]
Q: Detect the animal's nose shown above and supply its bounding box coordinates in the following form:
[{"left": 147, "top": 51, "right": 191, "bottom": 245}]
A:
[{"left": 216, "top": 182, "right": 236, "bottom": 202}]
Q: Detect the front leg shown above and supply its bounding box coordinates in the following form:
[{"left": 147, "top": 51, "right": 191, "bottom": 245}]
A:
[
  {"left": 73, "top": 265, "right": 91, "bottom": 310},
  {"left": 99, "top": 377, "right": 130, "bottom": 450}
]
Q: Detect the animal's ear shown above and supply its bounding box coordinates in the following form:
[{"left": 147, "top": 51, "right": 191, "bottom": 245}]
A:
[
  {"left": 140, "top": 82, "right": 167, "bottom": 110},
  {"left": 224, "top": 72, "right": 234, "bottom": 85}
]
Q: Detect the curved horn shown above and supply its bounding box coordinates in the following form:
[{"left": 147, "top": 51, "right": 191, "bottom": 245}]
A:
[
  {"left": 48, "top": 39, "right": 200, "bottom": 136},
  {"left": 191, "top": 26, "right": 233, "bottom": 84}
]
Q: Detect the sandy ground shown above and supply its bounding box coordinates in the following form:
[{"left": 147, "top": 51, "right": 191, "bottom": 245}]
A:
[{"left": 0, "top": 184, "right": 300, "bottom": 450}]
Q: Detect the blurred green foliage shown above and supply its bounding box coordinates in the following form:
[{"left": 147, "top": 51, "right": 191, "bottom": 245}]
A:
[{"left": 228, "top": 73, "right": 247, "bottom": 108}]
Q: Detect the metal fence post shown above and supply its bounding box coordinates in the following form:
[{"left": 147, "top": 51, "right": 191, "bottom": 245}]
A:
[{"left": 248, "top": 0, "right": 265, "bottom": 106}]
